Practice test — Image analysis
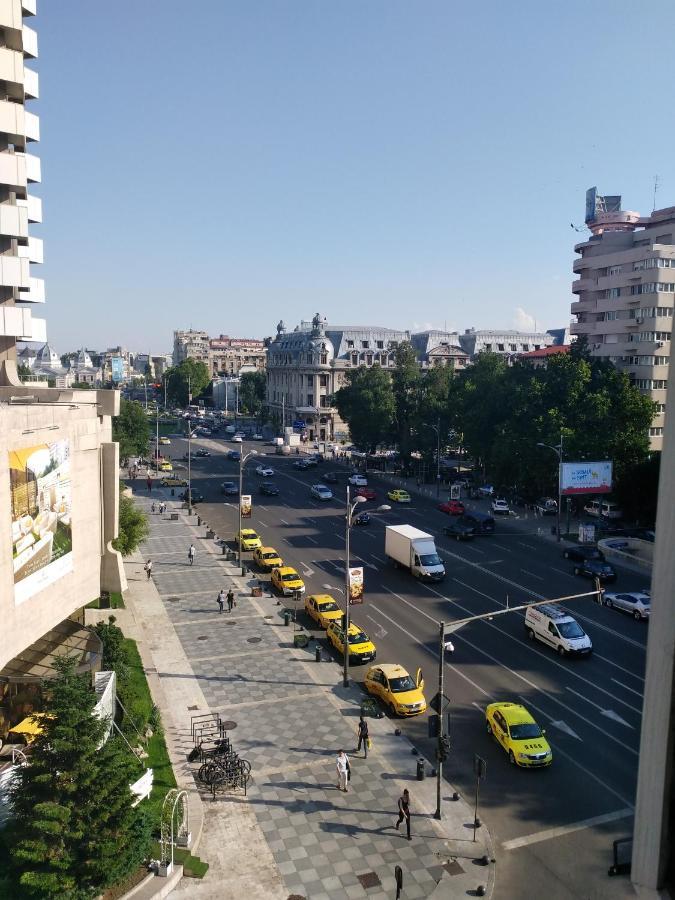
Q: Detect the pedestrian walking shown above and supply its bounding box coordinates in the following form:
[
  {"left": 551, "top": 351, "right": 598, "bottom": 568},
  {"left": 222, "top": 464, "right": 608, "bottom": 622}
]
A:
[
  {"left": 336, "top": 749, "right": 350, "bottom": 793},
  {"left": 188, "top": 544, "right": 196, "bottom": 566},
  {"left": 216, "top": 589, "right": 225, "bottom": 614},
  {"left": 227, "top": 588, "right": 235, "bottom": 612},
  {"left": 395, "top": 789, "right": 411, "bottom": 840},
  {"left": 356, "top": 715, "right": 369, "bottom": 758},
  {"left": 144, "top": 559, "right": 153, "bottom": 580},
  {"left": 147, "top": 476, "right": 153, "bottom": 493}
]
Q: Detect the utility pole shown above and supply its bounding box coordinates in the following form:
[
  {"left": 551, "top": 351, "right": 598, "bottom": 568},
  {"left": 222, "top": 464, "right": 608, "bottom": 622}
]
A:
[
  {"left": 187, "top": 375, "right": 192, "bottom": 515},
  {"left": 435, "top": 620, "right": 445, "bottom": 819}
]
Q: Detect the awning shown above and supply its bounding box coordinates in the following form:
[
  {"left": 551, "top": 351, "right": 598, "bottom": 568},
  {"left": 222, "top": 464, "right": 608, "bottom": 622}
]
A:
[
  {"left": 0, "top": 618, "right": 102, "bottom": 684},
  {"left": 7, "top": 714, "right": 48, "bottom": 741}
]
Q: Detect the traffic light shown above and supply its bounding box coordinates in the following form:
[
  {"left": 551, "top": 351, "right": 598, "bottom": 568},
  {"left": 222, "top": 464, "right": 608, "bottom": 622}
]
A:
[{"left": 428, "top": 714, "right": 440, "bottom": 738}]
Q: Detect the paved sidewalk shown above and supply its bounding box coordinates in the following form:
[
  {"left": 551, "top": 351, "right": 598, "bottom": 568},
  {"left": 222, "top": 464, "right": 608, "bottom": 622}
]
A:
[{"left": 100, "top": 487, "right": 495, "bottom": 900}]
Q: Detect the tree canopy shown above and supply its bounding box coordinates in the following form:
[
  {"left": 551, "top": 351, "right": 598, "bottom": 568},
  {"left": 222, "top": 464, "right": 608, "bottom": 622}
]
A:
[
  {"left": 113, "top": 494, "right": 149, "bottom": 556},
  {"left": 334, "top": 365, "right": 395, "bottom": 452},
  {"left": 113, "top": 399, "right": 149, "bottom": 460},
  {"left": 164, "top": 359, "right": 210, "bottom": 407},
  {"left": 238, "top": 371, "right": 267, "bottom": 416}
]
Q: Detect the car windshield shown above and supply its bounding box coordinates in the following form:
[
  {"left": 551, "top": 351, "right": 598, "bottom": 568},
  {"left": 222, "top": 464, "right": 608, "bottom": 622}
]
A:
[
  {"left": 558, "top": 621, "right": 585, "bottom": 639},
  {"left": 389, "top": 675, "right": 416, "bottom": 692},
  {"left": 263, "top": 552, "right": 278, "bottom": 560},
  {"left": 419, "top": 553, "right": 441, "bottom": 567},
  {"left": 281, "top": 572, "right": 299, "bottom": 581},
  {"left": 319, "top": 601, "right": 339, "bottom": 612},
  {"left": 348, "top": 631, "right": 369, "bottom": 644},
  {"left": 244, "top": 532, "right": 258, "bottom": 540},
  {"left": 509, "top": 722, "right": 542, "bottom": 740}
]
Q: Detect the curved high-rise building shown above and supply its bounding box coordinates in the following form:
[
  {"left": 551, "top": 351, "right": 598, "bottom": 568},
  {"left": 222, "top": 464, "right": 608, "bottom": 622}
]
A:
[{"left": 0, "top": 0, "right": 45, "bottom": 364}]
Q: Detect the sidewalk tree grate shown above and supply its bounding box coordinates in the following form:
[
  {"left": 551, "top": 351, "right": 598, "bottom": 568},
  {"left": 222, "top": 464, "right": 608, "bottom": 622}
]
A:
[
  {"left": 357, "top": 872, "right": 381, "bottom": 889},
  {"left": 247, "top": 637, "right": 261, "bottom": 643},
  {"left": 287, "top": 895, "right": 306, "bottom": 900},
  {"left": 443, "top": 860, "right": 465, "bottom": 876},
  {"left": 167, "top": 597, "right": 181, "bottom": 603}
]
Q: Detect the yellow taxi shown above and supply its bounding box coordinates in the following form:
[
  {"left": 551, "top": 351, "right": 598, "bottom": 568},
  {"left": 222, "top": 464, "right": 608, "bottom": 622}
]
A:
[
  {"left": 159, "top": 461, "right": 173, "bottom": 472},
  {"left": 485, "top": 702, "right": 552, "bottom": 768},
  {"left": 304, "top": 594, "right": 343, "bottom": 629},
  {"left": 326, "top": 622, "right": 376, "bottom": 664},
  {"left": 235, "top": 529, "right": 262, "bottom": 551},
  {"left": 387, "top": 489, "right": 411, "bottom": 503},
  {"left": 270, "top": 566, "right": 305, "bottom": 596},
  {"left": 160, "top": 475, "right": 188, "bottom": 487},
  {"left": 159, "top": 437, "right": 171, "bottom": 445},
  {"left": 364, "top": 663, "right": 426, "bottom": 716},
  {"left": 253, "top": 546, "right": 283, "bottom": 571}
]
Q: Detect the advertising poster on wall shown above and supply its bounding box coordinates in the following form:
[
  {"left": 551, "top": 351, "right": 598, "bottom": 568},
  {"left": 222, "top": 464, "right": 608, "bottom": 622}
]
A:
[
  {"left": 348, "top": 566, "right": 364, "bottom": 604},
  {"left": 560, "top": 461, "right": 613, "bottom": 495},
  {"left": 240, "top": 495, "right": 252, "bottom": 519},
  {"left": 111, "top": 356, "right": 124, "bottom": 383},
  {"left": 9, "top": 440, "right": 73, "bottom": 604}
]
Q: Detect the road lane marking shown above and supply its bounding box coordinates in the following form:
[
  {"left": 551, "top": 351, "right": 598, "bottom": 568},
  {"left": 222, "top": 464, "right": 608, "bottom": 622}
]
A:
[
  {"left": 258, "top": 520, "right": 268, "bottom": 527},
  {"left": 305, "top": 536, "right": 318, "bottom": 545},
  {"left": 280, "top": 518, "right": 289, "bottom": 525},
  {"left": 518, "top": 542, "right": 539, "bottom": 551},
  {"left": 452, "top": 578, "right": 499, "bottom": 604},
  {"left": 492, "top": 543, "right": 513, "bottom": 553},
  {"left": 366, "top": 609, "right": 388, "bottom": 638},
  {"left": 502, "top": 808, "right": 634, "bottom": 851},
  {"left": 612, "top": 678, "right": 644, "bottom": 698},
  {"left": 566, "top": 686, "right": 638, "bottom": 724},
  {"left": 551, "top": 567, "right": 571, "bottom": 576},
  {"left": 520, "top": 569, "right": 545, "bottom": 581},
  {"left": 549, "top": 720, "right": 582, "bottom": 741},
  {"left": 591, "top": 653, "right": 644, "bottom": 682}
]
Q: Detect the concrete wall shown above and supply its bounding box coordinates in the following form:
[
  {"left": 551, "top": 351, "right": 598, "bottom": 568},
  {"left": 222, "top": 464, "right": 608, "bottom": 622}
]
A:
[{"left": 0, "top": 384, "right": 125, "bottom": 670}]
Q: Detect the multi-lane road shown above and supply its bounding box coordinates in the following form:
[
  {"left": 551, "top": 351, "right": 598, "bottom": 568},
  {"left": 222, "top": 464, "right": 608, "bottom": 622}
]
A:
[{"left": 161, "top": 433, "right": 646, "bottom": 898}]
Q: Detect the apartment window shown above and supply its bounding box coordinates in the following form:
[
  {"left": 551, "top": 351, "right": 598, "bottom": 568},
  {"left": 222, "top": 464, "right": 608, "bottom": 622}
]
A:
[
  {"left": 376, "top": 340, "right": 384, "bottom": 349},
  {"left": 320, "top": 353, "right": 328, "bottom": 364},
  {"left": 657, "top": 307, "right": 674, "bottom": 317},
  {"left": 639, "top": 357, "right": 655, "bottom": 366},
  {"left": 655, "top": 356, "right": 669, "bottom": 366},
  {"left": 484, "top": 344, "right": 492, "bottom": 351},
  {"left": 657, "top": 332, "right": 672, "bottom": 341},
  {"left": 657, "top": 258, "right": 675, "bottom": 267},
  {"left": 609, "top": 265, "right": 622, "bottom": 276},
  {"left": 522, "top": 344, "right": 529, "bottom": 351},
  {"left": 307, "top": 394, "right": 314, "bottom": 406},
  {"left": 650, "top": 427, "right": 664, "bottom": 437},
  {"left": 366, "top": 354, "right": 373, "bottom": 366},
  {"left": 604, "top": 311, "right": 618, "bottom": 321},
  {"left": 351, "top": 353, "right": 358, "bottom": 365},
  {"left": 320, "top": 395, "right": 330, "bottom": 408},
  {"left": 388, "top": 341, "right": 398, "bottom": 349},
  {"left": 319, "top": 374, "right": 328, "bottom": 387},
  {"left": 655, "top": 402, "right": 667, "bottom": 413},
  {"left": 362, "top": 340, "right": 369, "bottom": 349},
  {"left": 631, "top": 283, "right": 658, "bottom": 295},
  {"left": 497, "top": 344, "right": 505, "bottom": 351},
  {"left": 609, "top": 288, "right": 621, "bottom": 299},
  {"left": 510, "top": 344, "right": 517, "bottom": 351},
  {"left": 657, "top": 282, "right": 675, "bottom": 292},
  {"left": 534, "top": 344, "right": 541, "bottom": 350},
  {"left": 347, "top": 340, "right": 354, "bottom": 348}
]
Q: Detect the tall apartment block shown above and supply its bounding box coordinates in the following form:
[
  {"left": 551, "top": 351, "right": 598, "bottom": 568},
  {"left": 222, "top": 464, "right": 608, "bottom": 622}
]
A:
[
  {"left": 571, "top": 187, "right": 674, "bottom": 450},
  {"left": 0, "top": 0, "right": 45, "bottom": 363}
]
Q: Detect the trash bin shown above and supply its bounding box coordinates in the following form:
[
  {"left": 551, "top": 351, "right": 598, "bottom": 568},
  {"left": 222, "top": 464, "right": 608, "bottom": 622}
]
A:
[
  {"left": 416, "top": 758, "right": 425, "bottom": 781},
  {"left": 284, "top": 611, "right": 291, "bottom": 626}
]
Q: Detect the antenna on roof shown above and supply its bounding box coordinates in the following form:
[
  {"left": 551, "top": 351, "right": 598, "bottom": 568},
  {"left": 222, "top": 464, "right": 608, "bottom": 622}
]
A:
[{"left": 653, "top": 175, "right": 659, "bottom": 213}]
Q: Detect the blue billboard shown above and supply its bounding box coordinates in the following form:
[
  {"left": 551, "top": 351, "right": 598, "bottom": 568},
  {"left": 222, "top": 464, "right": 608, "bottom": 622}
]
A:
[{"left": 111, "top": 357, "right": 124, "bottom": 383}]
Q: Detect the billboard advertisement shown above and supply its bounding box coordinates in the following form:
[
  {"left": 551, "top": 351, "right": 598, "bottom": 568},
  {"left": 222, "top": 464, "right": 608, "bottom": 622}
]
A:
[
  {"left": 240, "top": 495, "right": 252, "bottom": 519},
  {"left": 9, "top": 440, "right": 73, "bottom": 604},
  {"left": 348, "top": 566, "right": 364, "bottom": 605},
  {"left": 560, "top": 461, "right": 612, "bottom": 496},
  {"left": 111, "top": 356, "right": 124, "bottom": 383}
]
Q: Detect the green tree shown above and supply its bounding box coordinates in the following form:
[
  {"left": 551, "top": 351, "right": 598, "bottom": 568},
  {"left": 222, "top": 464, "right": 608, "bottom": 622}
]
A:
[
  {"left": 334, "top": 365, "right": 395, "bottom": 452},
  {"left": 391, "top": 342, "right": 422, "bottom": 467},
  {"left": 113, "top": 399, "right": 149, "bottom": 460},
  {"left": 17, "top": 363, "right": 32, "bottom": 381},
  {"left": 113, "top": 494, "right": 149, "bottom": 556},
  {"left": 8, "top": 657, "right": 151, "bottom": 899},
  {"left": 93, "top": 616, "right": 129, "bottom": 681},
  {"left": 165, "top": 359, "right": 210, "bottom": 407},
  {"left": 238, "top": 371, "right": 267, "bottom": 416}
]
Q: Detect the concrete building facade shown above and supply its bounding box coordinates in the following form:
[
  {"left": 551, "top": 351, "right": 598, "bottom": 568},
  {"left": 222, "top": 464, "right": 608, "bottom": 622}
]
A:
[
  {"left": 458, "top": 328, "right": 555, "bottom": 359},
  {"left": 172, "top": 329, "right": 267, "bottom": 378},
  {"left": 571, "top": 188, "right": 674, "bottom": 450},
  {"left": 0, "top": 0, "right": 46, "bottom": 358}
]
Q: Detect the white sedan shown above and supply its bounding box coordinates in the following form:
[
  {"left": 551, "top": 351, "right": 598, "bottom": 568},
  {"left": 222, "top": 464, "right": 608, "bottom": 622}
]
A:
[
  {"left": 603, "top": 590, "right": 650, "bottom": 621},
  {"left": 348, "top": 474, "right": 368, "bottom": 487},
  {"left": 255, "top": 465, "right": 275, "bottom": 477},
  {"left": 310, "top": 484, "right": 333, "bottom": 501},
  {"left": 491, "top": 498, "right": 510, "bottom": 515},
  {"left": 231, "top": 435, "right": 243, "bottom": 443}
]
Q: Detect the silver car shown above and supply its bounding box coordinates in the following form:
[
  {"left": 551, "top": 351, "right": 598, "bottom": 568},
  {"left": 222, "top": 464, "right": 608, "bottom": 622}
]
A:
[{"left": 603, "top": 590, "right": 650, "bottom": 621}]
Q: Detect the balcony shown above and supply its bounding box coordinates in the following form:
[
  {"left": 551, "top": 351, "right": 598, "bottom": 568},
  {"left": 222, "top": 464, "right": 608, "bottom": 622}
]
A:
[
  {"left": 572, "top": 278, "right": 595, "bottom": 294},
  {"left": 22, "top": 25, "right": 37, "bottom": 59},
  {"left": 23, "top": 152, "right": 40, "bottom": 182},
  {"left": 24, "top": 110, "right": 39, "bottom": 141},
  {"left": 0, "top": 204, "right": 27, "bottom": 239},
  {"left": 16, "top": 194, "right": 41, "bottom": 223},
  {"left": 17, "top": 275, "right": 44, "bottom": 302},
  {"left": 0, "top": 152, "right": 26, "bottom": 191},
  {"left": 23, "top": 67, "right": 38, "bottom": 99},
  {"left": 22, "top": 0, "right": 37, "bottom": 15},
  {"left": 0, "top": 254, "right": 28, "bottom": 288},
  {"left": 0, "top": 47, "right": 24, "bottom": 92},
  {"left": 17, "top": 235, "right": 42, "bottom": 264}
]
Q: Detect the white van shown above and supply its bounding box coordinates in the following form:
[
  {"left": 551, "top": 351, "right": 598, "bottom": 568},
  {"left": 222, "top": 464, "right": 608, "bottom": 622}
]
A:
[
  {"left": 583, "top": 499, "right": 622, "bottom": 520},
  {"left": 524, "top": 604, "right": 592, "bottom": 657}
]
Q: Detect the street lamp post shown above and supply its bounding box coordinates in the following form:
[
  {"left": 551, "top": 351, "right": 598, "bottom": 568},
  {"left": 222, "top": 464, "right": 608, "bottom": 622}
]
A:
[
  {"left": 536, "top": 432, "right": 564, "bottom": 541},
  {"left": 343, "top": 485, "right": 367, "bottom": 688},
  {"left": 238, "top": 449, "right": 258, "bottom": 574},
  {"left": 423, "top": 420, "right": 442, "bottom": 498}
]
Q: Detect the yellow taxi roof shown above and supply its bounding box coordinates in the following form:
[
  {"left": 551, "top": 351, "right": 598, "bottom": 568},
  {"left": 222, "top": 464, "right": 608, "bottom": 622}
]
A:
[
  {"left": 375, "top": 663, "right": 409, "bottom": 677},
  {"left": 492, "top": 702, "right": 534, "bottom": 725},
  {"left": 240, "top": 529, "right": 258, "bottom": 536},
  {"left": 276, "top": 566, "right": 299, "bottom": 576},
  {"left": 309, "top": 594, "right": 337, "bottom": 605},
  {"left": 258, "top": 547, "right": 280, "bottom": 555}
]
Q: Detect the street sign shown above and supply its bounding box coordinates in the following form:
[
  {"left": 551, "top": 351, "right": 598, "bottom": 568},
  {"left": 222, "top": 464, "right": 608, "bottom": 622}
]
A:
[
  {"left": 430, "top": 692, "right": 452, "bottom": 714},
  {"left": 474, "top": 754, "right": 487, "bottom": 779},
  {"left": 450, "top": 484, "right": 461, "bottom": 500}
]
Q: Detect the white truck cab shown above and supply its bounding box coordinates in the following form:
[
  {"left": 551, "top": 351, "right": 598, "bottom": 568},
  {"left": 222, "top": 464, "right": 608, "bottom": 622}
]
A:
[{"left": 524, "top": 604, "right": 592, "bottom": 657}]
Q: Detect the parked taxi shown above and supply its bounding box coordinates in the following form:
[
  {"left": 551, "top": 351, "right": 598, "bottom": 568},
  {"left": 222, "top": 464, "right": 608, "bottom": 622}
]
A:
[
  {"left": 304, "top": 594, "right": 343, "bottom": 629},
  {"left": 253, "top": 546, "right": 283, "bottom": 571},
  {"left": 159, "top": 436, "right": 171, "bottom": 445},
  {"left": 326, "top": 622, "right": 376, "bottom": 664},
  {"left": 271, "top": 566, "right": 305, "bottom": 596},
  {"left": 235, "top": 529, "right": 262, "bottom": 551},
  {"left": 387, "top": 489, "right": 411, "bottom": 503},
  {"left": 485, "top": 702, "right": 552, "bottom": 768},
  {"left": 159, "top": 461, "right": 173, "bottom": 472},
  {"left": 160, "top": 476, "right": 188, "bottom": 487},
  {"left": 364, "top": 664, "right": 425, "bottom": 716}
]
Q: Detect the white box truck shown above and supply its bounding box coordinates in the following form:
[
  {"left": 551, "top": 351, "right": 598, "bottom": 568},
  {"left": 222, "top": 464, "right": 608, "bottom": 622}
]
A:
[{"left": 385, "top": 524, "right": 445, "bottom": 582}]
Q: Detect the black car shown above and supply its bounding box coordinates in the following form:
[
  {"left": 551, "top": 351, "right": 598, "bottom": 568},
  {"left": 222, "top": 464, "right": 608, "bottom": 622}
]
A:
[
  {"left": 293, "top": 459, "right": 311, "bottom": 470},
  {"left": 444, "top": 521, "right": 475, "bottom": 541},
  {"left": 227, "top": 450, "right": 241, "bottom": 462},
  {"left": 562, "top": 545, "right": 605, "bottom": 563},
  {"left": 221, "top": 481, "right": 238, "bottom": 496},
  {"left": 352, "top": 512, "right": 370, "bottom": 526},
  {"left": 323, "top": 472, "right": 338, "bottom": 484},
  {"left": 259, "top": 483, "right": 280, "bottom": 496},
  {"left": 180, "top": 489, "right": 204, "bottom": 504},
  {"left": 573, "top": 558, "right": 617, "bottom": 582},
  {"left": 195, "top": 448, "right": 210, "bottom": 457}
]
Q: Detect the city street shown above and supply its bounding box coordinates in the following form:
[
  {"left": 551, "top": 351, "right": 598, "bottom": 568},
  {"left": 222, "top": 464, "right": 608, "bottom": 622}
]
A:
[{"left": 161, "top": 433, "right": 646, "bottom": 899}]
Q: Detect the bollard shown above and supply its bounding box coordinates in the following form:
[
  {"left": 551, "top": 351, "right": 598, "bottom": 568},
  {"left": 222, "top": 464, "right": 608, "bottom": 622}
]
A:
[
  {"left": 221, "top": 544, "right": 227, "bottom": 555},
  {"left": 416, "top": 758, "right": 425, "bottom": 781},
  {"left": 315, "top": 645, "right": 321, "bottom": 662},
  {"left": 197, "top": 516, "right": 202, "bottom": 526},
  {"left": 284, "top": 611, "right": 291, "bottom": 626}
]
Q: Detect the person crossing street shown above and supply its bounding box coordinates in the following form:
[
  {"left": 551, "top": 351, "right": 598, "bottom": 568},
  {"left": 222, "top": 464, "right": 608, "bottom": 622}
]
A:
[
  {"left": 395, "top": 789, "right": 411, "bottom": 840},
  {"left": 188, "top": 544, "right": 196, "bottom": 566},
  {"left": 356, "top": 715, "right": 369, "bottom": 758}
]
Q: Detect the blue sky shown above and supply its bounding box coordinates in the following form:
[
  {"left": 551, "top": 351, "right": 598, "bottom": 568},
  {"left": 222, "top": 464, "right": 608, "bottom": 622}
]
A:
[{"left": 36, "top": 1, "right": 675, "bottom": 354}]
